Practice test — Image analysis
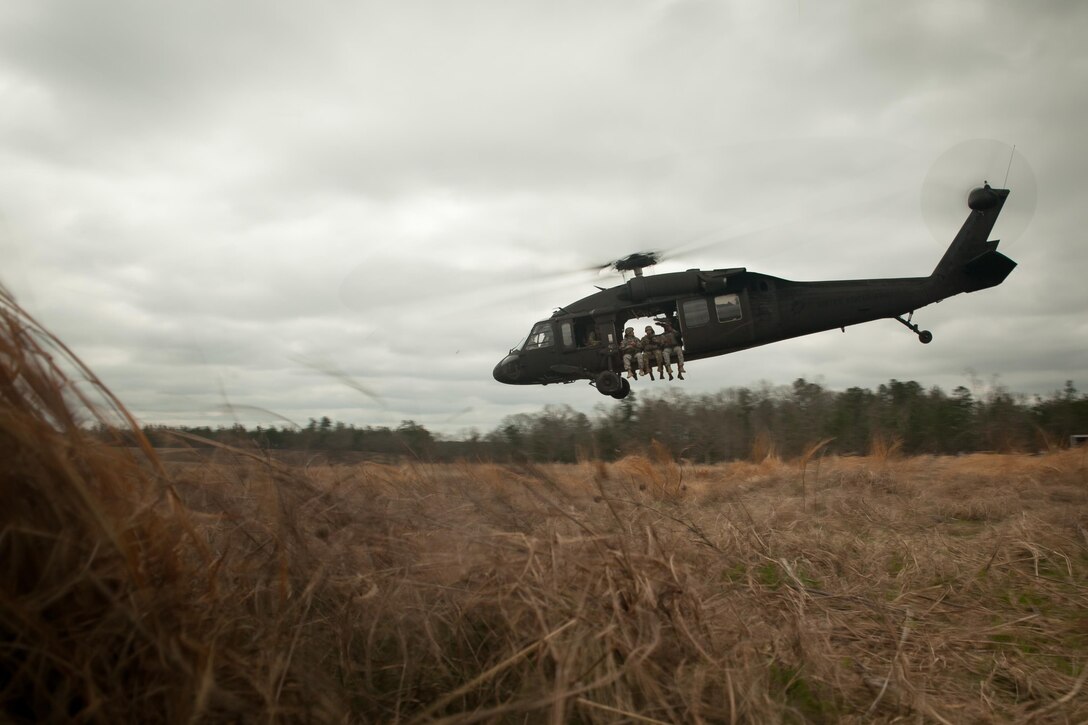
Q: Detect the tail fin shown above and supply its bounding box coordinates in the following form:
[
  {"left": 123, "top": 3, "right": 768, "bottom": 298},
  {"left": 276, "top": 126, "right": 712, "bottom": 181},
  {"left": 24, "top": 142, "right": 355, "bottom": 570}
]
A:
[{"left": 931, "top": 185, "right": 1017, "bottom": 292}]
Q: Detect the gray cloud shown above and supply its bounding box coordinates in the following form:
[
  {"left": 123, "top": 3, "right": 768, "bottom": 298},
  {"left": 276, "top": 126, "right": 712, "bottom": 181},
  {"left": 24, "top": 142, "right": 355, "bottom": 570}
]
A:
[{"left": 1, "top": 0, "right": 1085, "bottom": 435}]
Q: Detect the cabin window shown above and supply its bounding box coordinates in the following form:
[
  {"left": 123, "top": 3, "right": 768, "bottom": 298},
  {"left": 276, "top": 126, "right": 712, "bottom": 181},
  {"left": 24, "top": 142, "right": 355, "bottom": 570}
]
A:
[
  {"left": 573, "top": 317, "right": 599, "bottom": 347},
  {"left": 681, "top": 298, "right": 709, "bottom": 328},
  {"left": 715, "top": 293, "right": 742, "bottom": 322},
  {"left": 523, "top": 321, "right": 554, "bottom": 350},
  {"left": 560, "top": 321, "right": 574, "bottom": 347}
]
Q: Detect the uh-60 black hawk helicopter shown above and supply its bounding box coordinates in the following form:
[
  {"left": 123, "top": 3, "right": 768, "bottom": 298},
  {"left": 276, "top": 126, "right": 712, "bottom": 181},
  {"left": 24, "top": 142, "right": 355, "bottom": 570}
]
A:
[{"left": 493, "top": 183, "right": 1017, "bottom": 400}]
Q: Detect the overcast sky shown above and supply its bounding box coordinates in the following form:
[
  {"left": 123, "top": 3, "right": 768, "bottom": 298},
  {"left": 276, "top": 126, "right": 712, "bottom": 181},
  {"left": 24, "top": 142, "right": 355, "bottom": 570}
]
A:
[{"left": 2, "top": 1, "right": 1085, "bottom": 436}]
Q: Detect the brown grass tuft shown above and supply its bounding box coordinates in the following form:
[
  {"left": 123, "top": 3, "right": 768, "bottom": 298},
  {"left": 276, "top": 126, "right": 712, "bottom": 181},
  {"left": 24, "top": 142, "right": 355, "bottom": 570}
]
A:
[
  {"left": 869, "top": 434, "right": 904, "bottom": 462},
  {"left": 750, "top": 429, "right": 779, "bottom": 463}
]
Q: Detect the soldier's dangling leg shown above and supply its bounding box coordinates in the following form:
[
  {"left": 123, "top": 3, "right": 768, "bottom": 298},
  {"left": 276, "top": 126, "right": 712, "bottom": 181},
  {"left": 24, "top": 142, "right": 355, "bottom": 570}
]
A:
[
  {"left": 623, "top": 353, "right": 638, "bottom": 379},
  {"left": 653, "top": 350, "right": 665, "bottom": 380},
  {"left": 639, "top": 351, "right": 655, "bottom": 380},
  {"left": 661, "top": 348, "right": 674, "bottom": 380},
  {"left": 675, "top": 346, "right": 685, "bottom": 379}
]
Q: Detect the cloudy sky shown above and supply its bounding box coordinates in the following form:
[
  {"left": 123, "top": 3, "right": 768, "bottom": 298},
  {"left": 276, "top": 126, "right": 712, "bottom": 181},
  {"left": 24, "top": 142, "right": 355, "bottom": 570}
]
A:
[{"left": 2, "top": 1, "right": 1085, "bottom": 436}]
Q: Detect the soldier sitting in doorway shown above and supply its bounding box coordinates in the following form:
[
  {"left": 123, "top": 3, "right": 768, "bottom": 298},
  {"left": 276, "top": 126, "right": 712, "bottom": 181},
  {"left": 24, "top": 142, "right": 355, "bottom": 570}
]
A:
[
  {"left": 656, "top": 319, "right": 685, "bottom": 381},
  {"left": 620, "top": 327, "right": 640, "bottom": 379},
  {"left": 640, "top": 325, "right": 663, "bottom": 381}
]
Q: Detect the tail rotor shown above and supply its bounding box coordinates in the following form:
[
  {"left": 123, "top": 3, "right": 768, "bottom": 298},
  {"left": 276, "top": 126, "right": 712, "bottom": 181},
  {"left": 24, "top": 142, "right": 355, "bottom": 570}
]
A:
[{"left": 921, "top": 139, "right": 1037, "bottom": 245}]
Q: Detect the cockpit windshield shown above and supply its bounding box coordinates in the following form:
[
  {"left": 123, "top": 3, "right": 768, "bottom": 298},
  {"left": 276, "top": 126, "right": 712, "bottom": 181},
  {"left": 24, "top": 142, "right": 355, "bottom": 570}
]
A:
[{"left": 522, "top": 321, "right": 554, "bottom": 351}]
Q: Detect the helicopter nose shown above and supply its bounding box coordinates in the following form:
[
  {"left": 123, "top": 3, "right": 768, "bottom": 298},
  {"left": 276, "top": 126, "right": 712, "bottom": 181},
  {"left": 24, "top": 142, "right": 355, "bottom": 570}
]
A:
[{"left": 493, "top": 354, "right": 522, "bottom": 384}]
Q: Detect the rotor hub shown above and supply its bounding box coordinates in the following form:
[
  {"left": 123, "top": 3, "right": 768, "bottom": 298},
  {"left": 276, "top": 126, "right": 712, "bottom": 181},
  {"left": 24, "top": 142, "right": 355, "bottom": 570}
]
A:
[{"left": 612, "top": 251, "right": 660, "bottom": 274}]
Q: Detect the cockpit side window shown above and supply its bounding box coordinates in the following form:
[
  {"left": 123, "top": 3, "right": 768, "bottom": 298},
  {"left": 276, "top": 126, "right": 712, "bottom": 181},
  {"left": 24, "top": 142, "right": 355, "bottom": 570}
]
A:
[
  {"left": 572, "top": 317, "right": 597, "bottom": 347},
  {"left": 560, "top": 321, "right": 574, "bottom": 348},
  {"left": 523, "top": 321, "right": 554, "bottom": 351}
]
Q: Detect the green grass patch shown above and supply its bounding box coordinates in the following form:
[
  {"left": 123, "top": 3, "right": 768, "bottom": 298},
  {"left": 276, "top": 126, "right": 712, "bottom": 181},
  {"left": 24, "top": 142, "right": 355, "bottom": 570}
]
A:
[{"left": 769, "top": 662, "right": 837, "bottom": 723}]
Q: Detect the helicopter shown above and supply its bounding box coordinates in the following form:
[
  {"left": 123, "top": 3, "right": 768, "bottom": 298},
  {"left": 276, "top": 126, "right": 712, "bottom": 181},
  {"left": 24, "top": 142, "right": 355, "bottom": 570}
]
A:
[{"left": 493, "top": 183, "right": 1017, "bottom": 400}]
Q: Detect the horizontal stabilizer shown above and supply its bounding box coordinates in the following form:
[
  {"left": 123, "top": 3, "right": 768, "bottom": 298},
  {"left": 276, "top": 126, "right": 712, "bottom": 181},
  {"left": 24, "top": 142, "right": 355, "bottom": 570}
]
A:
[{"left": 961, "top": 249, "right": 1017, "bottom": 292}]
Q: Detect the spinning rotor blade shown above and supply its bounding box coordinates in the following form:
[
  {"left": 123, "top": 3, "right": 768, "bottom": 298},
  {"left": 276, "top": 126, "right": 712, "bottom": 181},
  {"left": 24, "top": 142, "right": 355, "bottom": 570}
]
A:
[
  {"left": 337, "top": 250, "right": 599, "bottom": 318},
  {"left": 921, "top": 139, "right": 1037, "bottom": 244},
  {"left": 339, "top": 137, "right": 935, "bottom": 316},
  {"left": 577, "top": 182, "right": 907, "bottom": 281}
]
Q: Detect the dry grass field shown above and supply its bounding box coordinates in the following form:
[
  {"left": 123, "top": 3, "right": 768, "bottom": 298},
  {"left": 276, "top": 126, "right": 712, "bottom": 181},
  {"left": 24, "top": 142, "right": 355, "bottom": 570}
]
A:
[{"left": 4, "top": 292, "right": 1088, "bottom": 723}]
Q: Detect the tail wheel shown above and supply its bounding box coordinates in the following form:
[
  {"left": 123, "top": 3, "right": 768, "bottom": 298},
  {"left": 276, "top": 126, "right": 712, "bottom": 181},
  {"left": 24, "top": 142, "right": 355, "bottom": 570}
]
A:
[{"left": 919, "top": 330, "right": 933, "bottom": 344}]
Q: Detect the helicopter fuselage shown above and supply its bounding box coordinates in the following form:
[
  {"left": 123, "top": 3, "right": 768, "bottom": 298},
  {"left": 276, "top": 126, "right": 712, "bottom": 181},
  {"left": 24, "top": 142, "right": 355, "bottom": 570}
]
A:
[{"left": 493, "top": 185, "right": 1017, "bottom": 398}]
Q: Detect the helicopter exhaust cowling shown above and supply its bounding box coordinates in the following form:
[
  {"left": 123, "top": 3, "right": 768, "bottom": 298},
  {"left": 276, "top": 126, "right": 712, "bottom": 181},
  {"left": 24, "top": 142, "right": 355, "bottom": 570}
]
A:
[
  {"left": 626, "top": 269, "right": 739, "bottom": 302},
  {"left": 626, "top": 275, "right": 698, "bottom": 302}
]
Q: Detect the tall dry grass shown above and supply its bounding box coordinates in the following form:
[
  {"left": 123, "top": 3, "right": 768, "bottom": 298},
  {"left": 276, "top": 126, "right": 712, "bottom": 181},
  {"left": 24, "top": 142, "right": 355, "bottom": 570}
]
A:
[{"left": 3, "top": 286, "right": 1088, "bottom": 722}]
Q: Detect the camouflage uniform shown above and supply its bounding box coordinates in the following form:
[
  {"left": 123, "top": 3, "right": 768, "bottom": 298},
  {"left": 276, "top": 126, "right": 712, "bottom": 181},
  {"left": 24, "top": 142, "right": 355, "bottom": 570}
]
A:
[
  {"left": 658, "top": 321, "right": 685, "bottom": 380},
  {"left": 640, "top": 326, "right": 663, "bottom": 381},
  {"left": 620, "top": 327, "right": 640, "bottom": 379}
]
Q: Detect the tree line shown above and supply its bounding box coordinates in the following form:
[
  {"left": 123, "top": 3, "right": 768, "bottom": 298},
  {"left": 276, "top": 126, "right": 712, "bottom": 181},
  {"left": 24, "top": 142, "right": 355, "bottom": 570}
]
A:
[{"left": 121, "top": 379, "right": 1088, "bottom": 463}]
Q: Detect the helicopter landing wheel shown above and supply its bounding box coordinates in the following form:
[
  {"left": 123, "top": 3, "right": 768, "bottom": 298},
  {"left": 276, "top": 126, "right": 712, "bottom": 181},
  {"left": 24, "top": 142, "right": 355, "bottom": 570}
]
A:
[
  {"left": 894, "top": 313, "right": 933, "bottom": 345},
  {"left": 595, "top": 371, "right": 622, "bottom": 396},
  {"left": 610, "top": 377, "right": 631, "bottom": 399}
]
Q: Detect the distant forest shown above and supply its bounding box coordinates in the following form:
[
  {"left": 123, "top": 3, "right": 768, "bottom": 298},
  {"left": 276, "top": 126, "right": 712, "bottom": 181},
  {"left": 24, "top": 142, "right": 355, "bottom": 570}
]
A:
[{"left": 125, "top": 379, "right": 1088, "bottom": 463}]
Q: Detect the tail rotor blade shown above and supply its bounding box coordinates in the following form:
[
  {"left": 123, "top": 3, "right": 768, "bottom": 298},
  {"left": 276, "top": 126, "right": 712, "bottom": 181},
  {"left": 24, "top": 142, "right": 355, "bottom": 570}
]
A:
[{"left": 921, "top": 139, "right": 1037, "bottom": 244}]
